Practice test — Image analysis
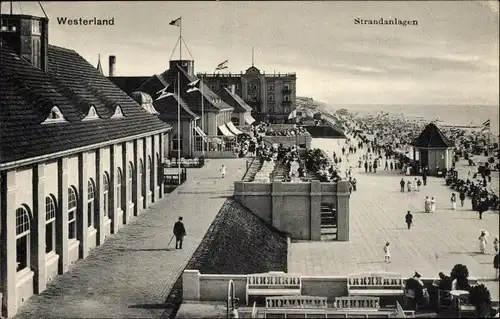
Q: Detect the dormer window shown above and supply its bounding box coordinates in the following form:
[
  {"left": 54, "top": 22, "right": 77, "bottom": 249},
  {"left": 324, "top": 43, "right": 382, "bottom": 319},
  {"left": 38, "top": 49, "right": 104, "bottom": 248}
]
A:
[
  {"left": 82, "top": 106, "right": 100, "bottom": 121},
  {"left": 110, "top": 105, "right": 124, "bottom": 119},
  {"left": 42, "top": 106, "right": 67, "bottom": 124}
]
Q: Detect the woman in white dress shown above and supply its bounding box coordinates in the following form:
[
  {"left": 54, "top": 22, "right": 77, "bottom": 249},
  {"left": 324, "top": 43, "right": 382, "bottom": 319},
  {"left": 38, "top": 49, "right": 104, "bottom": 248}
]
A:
[
  {"left": 479, "top": 230, "right": 488, "bottom": 254},
  {"left": 384, "top": 242, "right": 391, "bottom": 263},
  {"left": 430, "top": 197, "right": 436, "bottom": 213},
  {"left": 450, "top": 193, "right": 457, "bottom": 210}
]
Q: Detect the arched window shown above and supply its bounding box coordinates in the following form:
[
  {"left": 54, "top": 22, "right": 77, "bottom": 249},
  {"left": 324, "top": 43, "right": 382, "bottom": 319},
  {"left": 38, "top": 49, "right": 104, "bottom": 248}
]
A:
[
  {"left": 128, "top": 162, "right": 134, "bottom": 203},
  {"left": 16, "top": 206, "right": 31, "bottom": 271},
  {"left": 149, "top": 156, "right": 154, "bottom": 193},
  {"left": 68, "top": 187, "right": 78, "bottom": 239},
  {"left": 140, "top": 159, "right": 144, "bottom": 197},
  {"left": 87, "top": 179, "right": 95, "bottom": 228},
  {"left": 103, "top": 173, "right": 110, "bottom": 217},
  {"left": 45, "top": 196, "right": 57, "bottom": 253},
  {"left": 117, "top": 168, "right": 123, "bottom": 210}
]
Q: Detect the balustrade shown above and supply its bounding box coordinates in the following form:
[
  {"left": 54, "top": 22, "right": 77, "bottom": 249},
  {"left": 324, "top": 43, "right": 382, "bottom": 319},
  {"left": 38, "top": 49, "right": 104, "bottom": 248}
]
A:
[
  {"left": 333, "top": 296, "right": 380, "bottom": 310},
  {"left": 266, "top": 296, "right": 327, "bottom": 309}
]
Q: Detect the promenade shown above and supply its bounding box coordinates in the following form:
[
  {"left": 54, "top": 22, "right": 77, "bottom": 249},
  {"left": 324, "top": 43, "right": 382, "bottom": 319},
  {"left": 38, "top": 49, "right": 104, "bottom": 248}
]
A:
[
  {"left": 289, "top": 138, "right": 499, "bottom": 300},
  {"left": 15, "top": 158, "right": 248, "bottom": 319}
]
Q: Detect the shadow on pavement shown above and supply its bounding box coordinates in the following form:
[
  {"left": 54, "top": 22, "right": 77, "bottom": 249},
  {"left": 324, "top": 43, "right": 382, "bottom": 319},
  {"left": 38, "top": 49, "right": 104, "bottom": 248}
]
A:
[
  {"left": 115, "top": 248, "right": 175, "bottom": 252},
  {"left": 129, "top": 303, "right": 173, "bottom": 309}
]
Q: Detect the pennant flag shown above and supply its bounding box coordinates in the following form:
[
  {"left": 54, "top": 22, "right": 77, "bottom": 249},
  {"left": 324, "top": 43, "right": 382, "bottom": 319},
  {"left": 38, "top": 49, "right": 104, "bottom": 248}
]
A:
[
  {"left": 169, "top": 17, "right": 181, "bottom": 27},
  {"left": 288, "top": 109, "right": 297, "bottom": 120},
  {"left": 215, "top": 60, "right": 228, "bottom": 70},
  {"left": 155, "top": 83, "right": 175, "bottom": 101},
  {"left": 186, "top": 79, "right": 201, "bottom": 93},
  {"left": 482, "top": 119, "right": 491, "bottom": 127}
]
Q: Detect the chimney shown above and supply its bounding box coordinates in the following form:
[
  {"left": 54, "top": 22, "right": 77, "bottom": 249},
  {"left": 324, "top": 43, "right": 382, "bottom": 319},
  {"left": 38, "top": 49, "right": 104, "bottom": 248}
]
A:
[
  {"left": 109, "top": 55, "right": 116, "bottom": 77},
  {"left": 0, "top": 14, "right": 49, "bottom": 72},
  {"left": 231, "top": 84, "right": 236, "bottom": 95}
]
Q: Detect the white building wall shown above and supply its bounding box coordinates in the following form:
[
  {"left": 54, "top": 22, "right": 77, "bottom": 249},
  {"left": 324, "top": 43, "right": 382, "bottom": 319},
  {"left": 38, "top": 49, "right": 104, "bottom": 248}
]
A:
[
  {"left": 15, "top": 168, "right": 33, "bottom": 209},
  {"left": 44, "top": 161, "right": 58, "bottom": 197},
  {"left": 66, "top": 156, "right": 79, "bottom": 188},
  {"left": 86, "top": 151, "right": 96, "bottom": 182},
  {"left": 101, "top": 147, "right": 111, "bottom": 174}
]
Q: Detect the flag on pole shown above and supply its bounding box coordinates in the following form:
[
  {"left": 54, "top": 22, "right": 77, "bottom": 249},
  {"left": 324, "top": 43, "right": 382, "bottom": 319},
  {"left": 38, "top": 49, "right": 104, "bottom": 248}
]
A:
[
  {"left": 155, "top": 83, "right": 175, "bottom": 101},
  {"left": 169, "top": 17, "right": 181, "bottom": 27},
  {"left": 215, "top": 60, "right": 228, "bottom": 70},
  {"left": 288, "top": 109, "right": 297, "bottom": 120},
  {"left": 186, "top": 79, "right": 201, "bottom": 93},
  {"left": 480, "top": 119, "right": 490, "bottom": 132}
]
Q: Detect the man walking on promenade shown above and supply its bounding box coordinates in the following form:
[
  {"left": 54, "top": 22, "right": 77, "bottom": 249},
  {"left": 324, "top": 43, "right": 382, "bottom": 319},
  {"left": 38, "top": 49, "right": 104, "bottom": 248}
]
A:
[
  {"left": 422, "top": 173, "right": 427, "bottom": 186},
  {"left": 173, "top": 217, "right": 186, "bottom": 249},
  {"left": 405, "top": 211, "right": 413, "bottom": 229},
  {"left": 494, "top": 253, "right": 499, "bottom": 281},
  {"left": 459, "top": 190, "right": 466, "bottom": 207},
  {"left": 400, "top": 178, "right": 405, "bottom": 192}
]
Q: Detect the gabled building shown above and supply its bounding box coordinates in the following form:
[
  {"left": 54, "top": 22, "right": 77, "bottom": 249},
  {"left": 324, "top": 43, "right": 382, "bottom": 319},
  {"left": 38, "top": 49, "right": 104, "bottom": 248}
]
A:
[
  {"left": 412, "top": 122, "right": 454, "bottom": 175},
  {"left": 0, "top": 14, "right": 171, "bottom": 318},
  {"left": 218, "top": 86, "right": 255, "bottom": 127}
]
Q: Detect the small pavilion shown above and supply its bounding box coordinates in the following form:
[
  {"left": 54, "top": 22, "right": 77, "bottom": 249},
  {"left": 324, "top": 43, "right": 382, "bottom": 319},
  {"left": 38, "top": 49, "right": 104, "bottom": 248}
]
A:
[{"left": 412, "top": 123, "right": 454, "bottom": 176}]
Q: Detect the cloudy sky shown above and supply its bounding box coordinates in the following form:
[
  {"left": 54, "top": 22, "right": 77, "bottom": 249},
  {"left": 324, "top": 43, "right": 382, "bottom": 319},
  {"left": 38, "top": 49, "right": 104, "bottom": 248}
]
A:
[{"left": 3, "top": 1, "right": 499, "bottom": 105}]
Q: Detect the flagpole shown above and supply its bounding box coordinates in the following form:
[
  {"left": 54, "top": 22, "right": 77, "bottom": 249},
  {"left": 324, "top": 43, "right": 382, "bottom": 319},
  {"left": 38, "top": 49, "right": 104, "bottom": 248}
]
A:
[
  {"left": 487, "top": 118, "right": 491, "bottom": 156},
  {"left": 177, "top": 72, "right": 181, "bottom": 182},
  {"left": 179, "top": 16, "right": 182, "bottom": 61},
  {"left": 201, "top": 74, "right": 205, "bottom": 156}
]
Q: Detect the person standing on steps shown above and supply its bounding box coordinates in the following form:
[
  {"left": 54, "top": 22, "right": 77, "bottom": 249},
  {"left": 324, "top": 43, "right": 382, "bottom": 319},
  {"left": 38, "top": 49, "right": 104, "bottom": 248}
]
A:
[
  {"left": 405, "top": 211, "right": 414, "bottom": 229},
  {"left": 173, "top": 216, "right": 186, "bottom": 249}
]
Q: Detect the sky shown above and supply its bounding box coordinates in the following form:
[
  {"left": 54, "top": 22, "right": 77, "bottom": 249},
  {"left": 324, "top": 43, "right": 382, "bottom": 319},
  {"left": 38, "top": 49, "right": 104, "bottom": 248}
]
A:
[{"left": 2, "top": 1, "right": 499, "bottom": 106}]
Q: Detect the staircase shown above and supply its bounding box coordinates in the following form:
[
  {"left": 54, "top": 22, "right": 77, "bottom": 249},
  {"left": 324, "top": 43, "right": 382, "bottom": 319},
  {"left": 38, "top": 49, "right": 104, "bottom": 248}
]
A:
[{"left": 320, "top": 205, "right": 338, "bottom": 241}]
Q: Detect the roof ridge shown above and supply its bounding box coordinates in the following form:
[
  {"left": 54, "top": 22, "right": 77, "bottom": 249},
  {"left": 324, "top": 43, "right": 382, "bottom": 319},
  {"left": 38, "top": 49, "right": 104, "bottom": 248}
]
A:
[{"left": 48, "top": 44, "right": 77, "bottom": 54}]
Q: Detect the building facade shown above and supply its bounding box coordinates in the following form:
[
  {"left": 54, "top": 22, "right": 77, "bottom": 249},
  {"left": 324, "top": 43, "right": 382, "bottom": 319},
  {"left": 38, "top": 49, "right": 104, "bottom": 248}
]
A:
[
  {"left": 0, "top": 13, "right": 170, "bottom": 318},
  {"left": 197, "top": 65, "right": 297, "bottom": 123}
]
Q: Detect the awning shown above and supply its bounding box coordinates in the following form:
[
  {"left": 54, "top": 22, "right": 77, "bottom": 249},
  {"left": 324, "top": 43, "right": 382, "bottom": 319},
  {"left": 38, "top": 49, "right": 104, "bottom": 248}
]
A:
[
  {"left": 218, "top": 124, "right": 235, "bottom": 136},
  {"left": 193, "top": 126, "right": 208, "bottom": 142},
  {"left": 244, "top": 113, "right": 256, "bottom": 125},
  {"left": 225, "top": 122, "right": 244, "bottom": 135}
]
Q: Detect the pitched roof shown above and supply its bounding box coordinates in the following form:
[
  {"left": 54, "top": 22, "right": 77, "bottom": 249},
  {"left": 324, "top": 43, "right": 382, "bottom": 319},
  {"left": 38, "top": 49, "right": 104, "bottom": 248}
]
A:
[
  {"left": 155, "top": 94, "right": 200, "bottom": 121},
  {"left": 0, "top": 42, "right": 170, "bottom": 165},
  {"left": 185, "top": 199, "right": 287, "bottom": 274},
  {"left": 413, "top": 123, "right": 453, "bottom": 148},
  {"left": 108, "top": 76, "right": 151, "bottom": 94},
  {"left": 218, "top": 87, "right": 252, "bottom": 113}
]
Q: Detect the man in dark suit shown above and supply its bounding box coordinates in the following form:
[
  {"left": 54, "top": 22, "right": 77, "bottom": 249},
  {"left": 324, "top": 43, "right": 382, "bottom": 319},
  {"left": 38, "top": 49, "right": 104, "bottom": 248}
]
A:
[
  {"left": 173, "top": 217, "right": 186, "bottom": 249},
  {"left": 405, "top": 211, "right": 413, "bottom": 229}
]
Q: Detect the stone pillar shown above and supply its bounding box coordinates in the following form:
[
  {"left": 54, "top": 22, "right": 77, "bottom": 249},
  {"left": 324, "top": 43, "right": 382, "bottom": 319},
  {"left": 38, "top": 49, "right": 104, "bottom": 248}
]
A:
[
  {"left": 159, "top": 134, "right": 165, "bottom": 198},
  {"left": 182, "top": 270, "right": 200, "bottom": 301},
  {"left": 133, "top": 140, "right": 139, "bottom": 216},
  {"left": 310, "top": 180, "right": 321, "bottom": 241},
  {"left": 77, "top": 153, "right": 89, "bottom": 259},
  {"left": 444, "top": 148, "right": 450, "bottom": 170},
  {"left": 151, "top": 137, "right": 156, "bottom": 203},
  {"left": 96, "top": 149, "right": 105, "bottom": 245},
  {"left": 33, "top": 164, "right": 47, "bottom": 293},
  {"left": 122, "top": 143, "right": 130, "bottom": 223},
  {"left": 109, "top": 145, "right": 117, "bottom": 233},
  {"left": 143, "top": 137, "right": 149, "bottom": 208},
  {"left": 4, "top": 170, "right": 18, "bottom": 317},
  {"left": 271, "top": 182, "right": 283, "bottom": 231},
  {"left": 336, "top": 181, "right": 350, "bottom": 241},
  {"left": 57, "top": 157, "right": 69, "bottom": 273}
]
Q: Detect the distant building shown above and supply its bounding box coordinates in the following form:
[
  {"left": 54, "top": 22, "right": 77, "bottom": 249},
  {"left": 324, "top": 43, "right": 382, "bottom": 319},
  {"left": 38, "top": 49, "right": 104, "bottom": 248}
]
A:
[
  {"left": 0, "top": 13, "right": 170, "bottom": 318},
  {"left": 197, "top": 65, "right": 297, "bottom": 124}
]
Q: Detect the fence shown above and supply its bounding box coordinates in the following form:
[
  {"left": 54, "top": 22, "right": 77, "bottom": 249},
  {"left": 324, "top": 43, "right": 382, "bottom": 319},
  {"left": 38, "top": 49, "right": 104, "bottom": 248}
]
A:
[{"left": 193, "top": 136, "right": 239, "bottom": 158}]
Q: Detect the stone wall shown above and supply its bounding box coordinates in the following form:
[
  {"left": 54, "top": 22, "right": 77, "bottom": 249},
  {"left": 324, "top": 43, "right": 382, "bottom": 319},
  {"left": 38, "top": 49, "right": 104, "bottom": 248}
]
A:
[{"left": 233, "top": 180, "right": 350, "bottom": 241}]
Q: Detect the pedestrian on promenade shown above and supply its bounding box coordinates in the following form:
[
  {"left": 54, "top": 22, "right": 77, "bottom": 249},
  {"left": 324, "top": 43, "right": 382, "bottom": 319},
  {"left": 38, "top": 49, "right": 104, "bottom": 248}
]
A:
[
  {"left": 479, "top": 230, "right": 488, "bottom": 254},
  {"left": 493, "top": 235, "right": 499, "bottom": 253},
  {"left": 430, "top": 197, "right": 436, "bottom": 213},
  {"left": 425, "top": 196, "right": 431, "bottom": 213},
  {"left": 422, "top": 174, "right": 427, "bottom": 186},
  {"left": 390, "top": 161, "right": 394, "bottom": 170},
  {"left": 407, "top": 179, "right": 412, "bottom": 192},
  {"left": 405, "top": 211, "right": 413, "bottom": 229},
  {"left": 450, "top": 193, "right": 457, "bottom": 210},
  {"left": 373, "top": 161, "right": 378, "bottom": 173},
  {"left": 369, "top": 162, "right": 373, "bottom": 172},
  {"left": 416, "top": 179, "right": 422, "bottom": 191},
  {"left": 364, "top": 161, "right": 368, "bottom": 173},
  {"left": 173, "top": 217, "right": 186, "bottom": 249},
  {"left": 352, "top": 178, "right": 357, "bottom": 191},
  {"left": 384, "top": 242, "right": 391, "bottom": 263},
  {"left": 400, "top": 178, "right": 405, "bottom": 192},
  {"left": 494, "top": 253, "right": 499, "bottom": 281},
  {"left": 221, "top": 164, "right": 227, "bottom": 178},
  {"left": 385, "top": 160, "right": 389, "bottom": 170},
  {"left": 459, "top": 190, "right": 466, "bottom": 207}
]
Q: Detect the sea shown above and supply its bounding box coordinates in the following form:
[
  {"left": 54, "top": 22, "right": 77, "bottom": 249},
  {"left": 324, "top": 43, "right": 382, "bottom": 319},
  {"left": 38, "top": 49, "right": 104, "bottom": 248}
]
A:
[{"left": 324, "top": 104, "right": 500, "bottom": 135}]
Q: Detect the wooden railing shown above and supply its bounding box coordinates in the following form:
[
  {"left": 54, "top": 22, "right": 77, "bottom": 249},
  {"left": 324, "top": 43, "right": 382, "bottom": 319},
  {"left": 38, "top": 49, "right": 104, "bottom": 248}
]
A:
[
  {"left": 266, "top": 296, "right": 327, "bottom": 309},
  {"left": 333, "top": 296, "right": 380, "bottom": 310}
]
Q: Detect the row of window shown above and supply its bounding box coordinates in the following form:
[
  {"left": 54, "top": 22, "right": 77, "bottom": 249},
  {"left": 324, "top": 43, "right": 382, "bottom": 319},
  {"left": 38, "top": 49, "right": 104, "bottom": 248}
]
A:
[
  {"left": 43, "top": 105, "right": 124, "bottom": 124},
  {"left": 268, "top": 95, "right": 291, "bottom": 102},
  {"left": 15, "top": 155, "right": 160, "bottom": 272}
]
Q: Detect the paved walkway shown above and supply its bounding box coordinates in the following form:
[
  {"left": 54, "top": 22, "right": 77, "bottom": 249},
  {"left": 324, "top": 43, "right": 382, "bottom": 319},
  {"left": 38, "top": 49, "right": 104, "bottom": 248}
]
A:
[
  {"left": 15, "top": 158, "right": 248, "bottom": 319},
  {"left": 289, "top": 138, "right": 499, "bottom": 300}
]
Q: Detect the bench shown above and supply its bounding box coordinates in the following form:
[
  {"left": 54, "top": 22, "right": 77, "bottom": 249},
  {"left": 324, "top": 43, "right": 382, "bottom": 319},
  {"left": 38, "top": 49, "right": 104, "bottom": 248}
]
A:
[
  {"left": 347, "top": 272, "right": 405, "bottom": 297},
  {"left": 333, "top": 296, "right": 380, "bottom": 311},
  {"left": 246, "top": 272, "right": 302, "bottom": 305},
  {"left": 264, "top": 296, "right": 327, "bottom": 318}
]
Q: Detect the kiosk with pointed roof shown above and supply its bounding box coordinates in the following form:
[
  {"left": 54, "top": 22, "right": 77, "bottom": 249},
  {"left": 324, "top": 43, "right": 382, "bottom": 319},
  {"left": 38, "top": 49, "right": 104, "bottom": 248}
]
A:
[{"left": 412, "top": 122, "right": 454, "bottom": 176}]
